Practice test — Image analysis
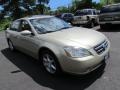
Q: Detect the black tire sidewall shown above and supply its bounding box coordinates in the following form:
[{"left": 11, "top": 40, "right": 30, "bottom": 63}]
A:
[{"left": 90, "top": 20, "right": 95, "bottom": 28}]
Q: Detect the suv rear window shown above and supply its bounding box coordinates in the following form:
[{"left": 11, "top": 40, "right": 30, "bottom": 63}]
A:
[
  {"left": 74, "top": 11, "right": 85, "bottom": 16},
  {"left": 100, "top": 5, "right": 120, "bottom": 13}
]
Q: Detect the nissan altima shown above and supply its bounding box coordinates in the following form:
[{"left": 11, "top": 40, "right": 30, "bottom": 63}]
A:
[{"left": 5, "top": 15, "right": 110, "bottom": 75}]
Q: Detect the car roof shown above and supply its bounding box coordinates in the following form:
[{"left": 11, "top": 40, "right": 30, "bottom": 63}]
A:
[
  {"left": 16, "top": 15, "right": 54, "bottom": 21},
  {"left": 82, "top": 9, "right": 96, "bottom": 10},
  {"left": 76, "top": 9, "right": 96, "bottom": 12},
  {"left": 104, "top": 3, "right": 120, "bottom": 7}
]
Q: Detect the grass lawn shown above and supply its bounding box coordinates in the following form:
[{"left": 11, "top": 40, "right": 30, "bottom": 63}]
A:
[{"left": 0, "top": 18, "right": 11, "bottom": 31}]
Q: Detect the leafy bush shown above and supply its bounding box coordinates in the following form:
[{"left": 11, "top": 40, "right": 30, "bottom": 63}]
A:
[{"left": 0, "top": 18, "right": 11, "bottom": 31}]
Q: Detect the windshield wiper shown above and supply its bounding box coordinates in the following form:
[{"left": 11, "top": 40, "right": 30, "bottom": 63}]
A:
[
  {"left": 41, "top": 31, "right": 56, "bottom": 34},
  {"left": 58, "top": 27, "right": 72, "bottom": 31}
]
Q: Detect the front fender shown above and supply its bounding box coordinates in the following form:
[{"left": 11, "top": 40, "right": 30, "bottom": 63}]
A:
[{"left": 37, "top": 41, "right": 64, "bottom": 61}]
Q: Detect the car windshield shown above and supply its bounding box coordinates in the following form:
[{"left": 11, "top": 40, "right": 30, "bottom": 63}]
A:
[{"left": 30, "top": 17, "right": 72, "bottom": 34}]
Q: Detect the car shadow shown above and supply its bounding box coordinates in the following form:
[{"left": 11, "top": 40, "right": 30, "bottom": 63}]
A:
[
  {"left": 1, "top": 48, "right": 106, "bottom": 90},
  {"left": 98, "top": 25, "right": 120, "bottom": 32}
]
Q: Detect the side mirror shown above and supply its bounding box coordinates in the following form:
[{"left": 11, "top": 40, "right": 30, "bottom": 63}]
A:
[{"left": 20, "top": 30, "right": 32, "bottom": 36}]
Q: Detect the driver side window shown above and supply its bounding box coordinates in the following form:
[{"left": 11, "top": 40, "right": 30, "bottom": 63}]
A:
[{"left": 20, "top": 20, "right": 31, "bottom": 32}]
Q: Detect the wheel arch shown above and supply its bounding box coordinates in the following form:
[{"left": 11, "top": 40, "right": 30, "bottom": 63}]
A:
[
  {"left": 38, "top": 47, "right": 63, "bottom": 71},
  {"left": 38, "top": 47, "right": 60, "bottom": 62}
]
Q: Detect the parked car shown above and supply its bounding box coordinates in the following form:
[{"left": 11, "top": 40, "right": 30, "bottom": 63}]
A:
[
  {"left": 72, "top": 9, "right": 99, "bottom": 27},
  {"left": 99, "top": 3, "right": 120, "bottom": 29},
  {"left": 55, "top": 13, "right": 74, "bottom": 23},
  {"left": 5, "top": 15, "right": 110, "bottom": 75},
  {"left": 61, "top": 13, "right": 74, "bottom": 23}
]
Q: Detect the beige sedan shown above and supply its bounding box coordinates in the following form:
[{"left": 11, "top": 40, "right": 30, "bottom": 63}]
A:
[{"left": 5, "top": 15, "right": 110, "bottom": 75}]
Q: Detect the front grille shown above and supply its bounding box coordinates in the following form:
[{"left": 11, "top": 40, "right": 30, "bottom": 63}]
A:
[{"left": 94, "top": 40, "right": 108, "bottom": 54}]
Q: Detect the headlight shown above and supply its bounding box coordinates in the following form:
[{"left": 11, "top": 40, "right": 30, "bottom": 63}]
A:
[{"left": 64, "top": 46, "right": 92, "bottom": 58}]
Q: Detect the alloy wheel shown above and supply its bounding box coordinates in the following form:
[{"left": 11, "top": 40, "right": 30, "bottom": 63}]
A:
[
  {"left": 8, "top": 40, "right": 14, "bottom": 51},
  {"left": 42, "top": 54, "right": 57, "bottom": 74}
]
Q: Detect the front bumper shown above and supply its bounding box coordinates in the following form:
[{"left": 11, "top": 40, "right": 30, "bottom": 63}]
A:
[
  {"left": 72, "top": 20, "right": 88, "bottom": 25},
  {"left": 58, "top": 44, "right": 110, "bottom": 75},
  {"left": 99, "top": 21, "right": 120, "bottom": 25}
]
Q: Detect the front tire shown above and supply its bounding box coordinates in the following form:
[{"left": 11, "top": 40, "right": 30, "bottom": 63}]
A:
[
  {"left": 40, "top": 50, "right": 61, "bottom": 75},
  {"left": 90, "top": 21, "right": 94, "bottom": 28},
  {"left": 100, "top": 24, "right": 108, "bottom": 30},
  {"left": 88, "top": 19, "right": 95, "bottom": 28}
]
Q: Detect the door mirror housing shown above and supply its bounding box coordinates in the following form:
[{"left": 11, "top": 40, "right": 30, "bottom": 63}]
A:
[{"left": 20, "top": 30, "right": 32, "bottom": 36}]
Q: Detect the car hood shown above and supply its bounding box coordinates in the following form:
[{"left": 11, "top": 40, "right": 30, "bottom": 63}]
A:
[{"left": 38, "top": 27, "right": 106, "bottom": 48}]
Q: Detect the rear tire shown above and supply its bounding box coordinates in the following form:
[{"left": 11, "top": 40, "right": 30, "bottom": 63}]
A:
[{"left": 90, "top": 21, "right": 94, "bottom": 28}]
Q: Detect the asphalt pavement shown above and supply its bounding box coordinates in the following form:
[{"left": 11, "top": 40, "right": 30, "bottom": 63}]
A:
[{"left": 0, "top": 26, "right": 120, "bottom": 90}]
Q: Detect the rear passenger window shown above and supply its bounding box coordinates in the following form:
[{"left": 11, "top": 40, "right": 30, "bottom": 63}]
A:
[
  {"left": 10, "top": 21, "right": 20, "bottom": 31},
  {"left": 64, "top": 14, "right": 68, "bottom": 17},
  {"left": 68, "top": 14, "right": 73, "bottom": 17},
  {"left": 75, "top": 11, "right": 84, "bottom": 16}
]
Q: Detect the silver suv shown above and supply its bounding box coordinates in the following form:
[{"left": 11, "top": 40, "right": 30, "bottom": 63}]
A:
[
  {"left": 5, "top": 15, "right": 110, "bottom": 75},
  {"left": 99, "top": 3, "right": 120, "bottom": 29},
  {"left": 72, "top": 9, "right": 99, "bottom": 28}
]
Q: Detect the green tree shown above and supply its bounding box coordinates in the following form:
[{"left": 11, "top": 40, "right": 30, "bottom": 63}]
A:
[
  {"left": 4, "top": 0, "right": 50, "bottom": 19},
  {"left": 9, "top": 0, "right": 20, "bottom": 19},
  {"left": 71, "top": 0, "right": 92, "bottom": 12},
  {"left": 100, "top": 0, "right": 115, "bottom": 5},
  {"left": 92, "top": 2, "right": 103, "bottom": 9},
  {"left": 37, "top": 0, "right": 50, "bottom": 14},
  {"left": 81, "top": 0, "right": 92, "bottom": 7},
  {"left": 114, "top": 0, "right": 120, "bottom": 3},
  {"left": 57, "top": 6, "right": 69, "bottom": 13}
]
